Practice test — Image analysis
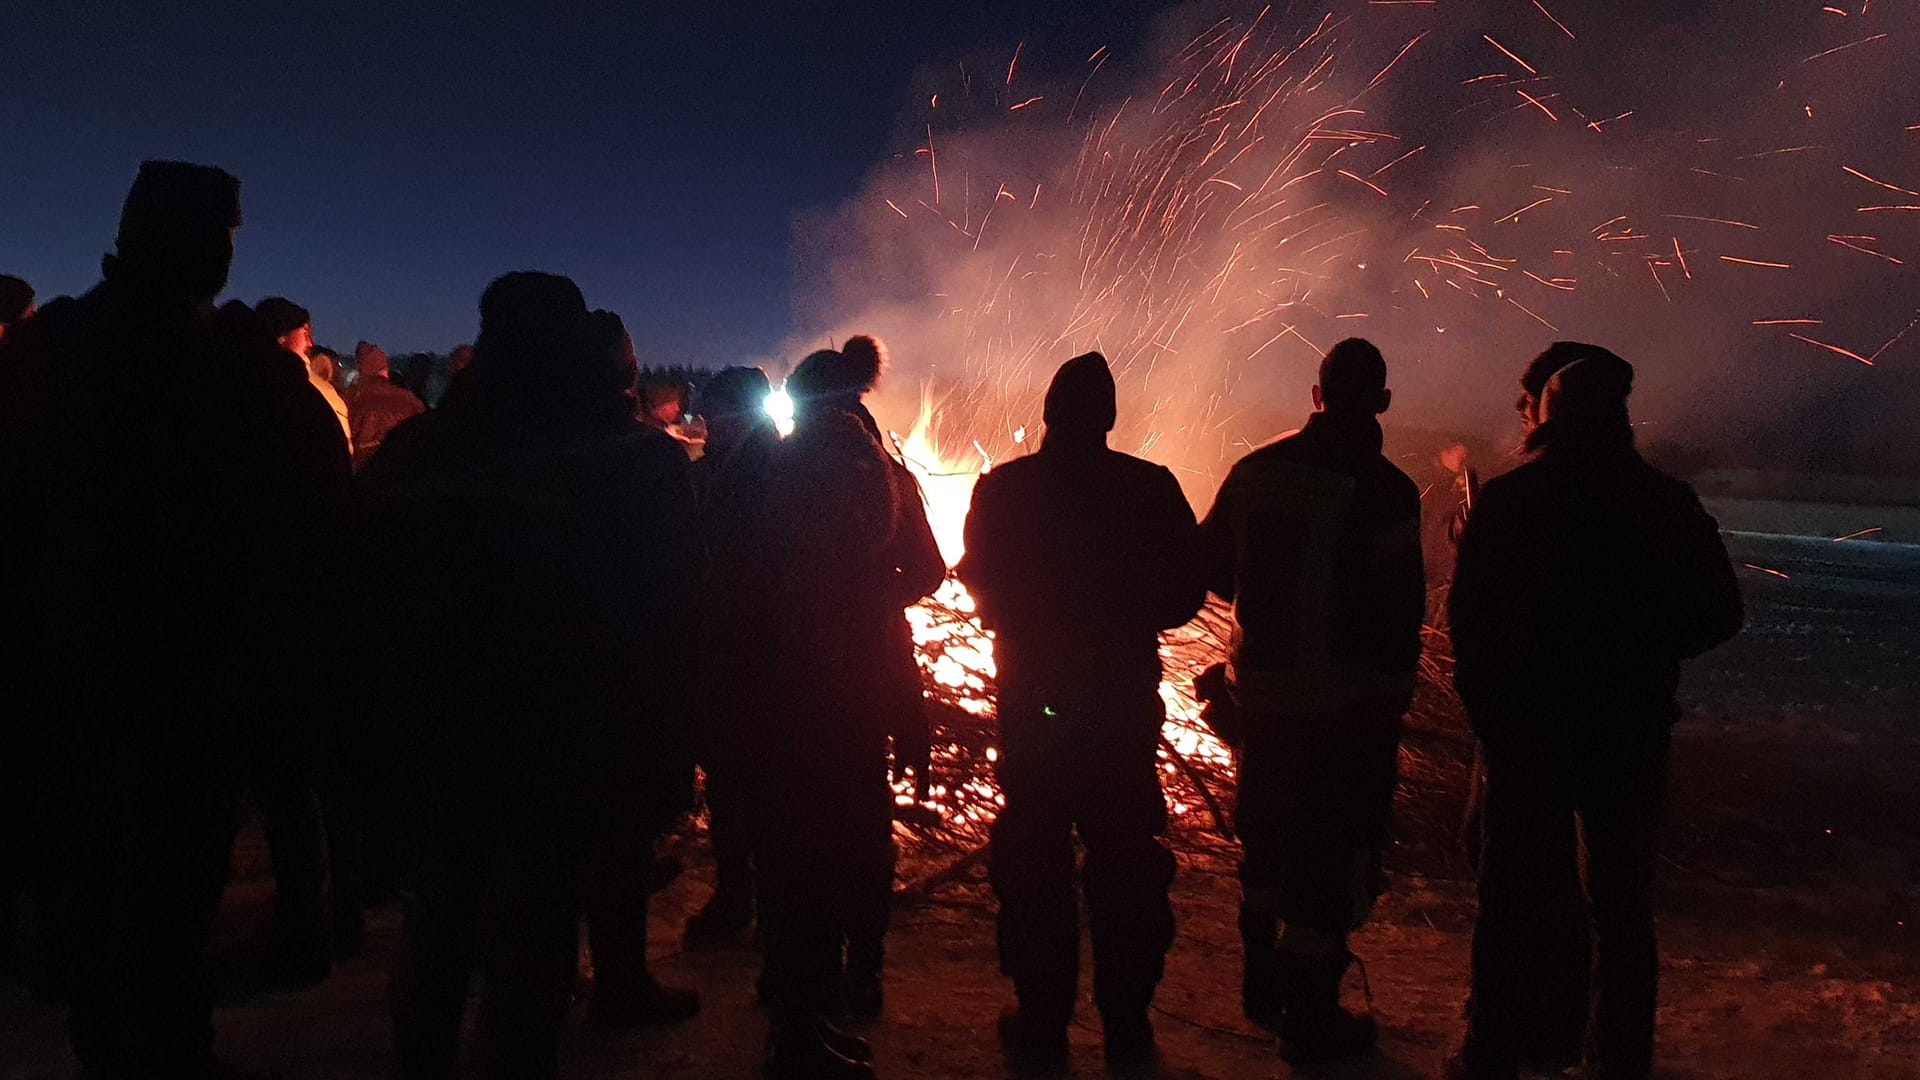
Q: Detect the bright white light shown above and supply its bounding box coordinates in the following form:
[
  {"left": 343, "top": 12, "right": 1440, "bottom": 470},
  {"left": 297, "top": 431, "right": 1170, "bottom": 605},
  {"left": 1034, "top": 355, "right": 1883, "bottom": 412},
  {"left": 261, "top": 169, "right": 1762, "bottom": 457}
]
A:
[{"left": 765, "top": 387, "right": 796, "bottom": 437}]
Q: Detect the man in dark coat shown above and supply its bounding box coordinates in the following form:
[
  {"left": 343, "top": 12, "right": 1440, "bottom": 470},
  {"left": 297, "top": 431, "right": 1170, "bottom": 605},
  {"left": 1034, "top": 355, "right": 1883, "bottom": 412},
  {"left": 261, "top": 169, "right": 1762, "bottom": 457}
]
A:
[
  {"left": 1199, "top": 338, "right": 1425, "bottom": 1063},
  {"left": 358, "top": 274, "right": 700, "bottom": 1079},
  {"left": 1457, "top": 341, "right": 1629, "bottom": 1073},
  {"left": 0, "top": 161, "right": 350, "bottom": 1077},
  {"left": 683, "top": 365, "right": 781, "bottom": 945},
  {"left": 1448, "top": 349, "right": 1741, "bottom": 1080},
  {"left": 959, "top": 351, "right": 1206, "bottom": 1069}
]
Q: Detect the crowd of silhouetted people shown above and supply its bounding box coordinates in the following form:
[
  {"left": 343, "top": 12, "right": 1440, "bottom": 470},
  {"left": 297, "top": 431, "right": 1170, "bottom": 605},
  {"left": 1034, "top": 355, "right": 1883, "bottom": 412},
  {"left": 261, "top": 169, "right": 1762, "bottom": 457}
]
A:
[{"left": 0, "top": 162, "right": 1744, "bottom": 1080}]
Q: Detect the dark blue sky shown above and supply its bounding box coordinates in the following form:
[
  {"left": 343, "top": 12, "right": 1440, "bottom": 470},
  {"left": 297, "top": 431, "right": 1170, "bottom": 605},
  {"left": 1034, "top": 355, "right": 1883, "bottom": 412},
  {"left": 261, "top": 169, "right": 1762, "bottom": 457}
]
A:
[{"left": 1, "top": 1, "right": 1156, "bottom": 362}]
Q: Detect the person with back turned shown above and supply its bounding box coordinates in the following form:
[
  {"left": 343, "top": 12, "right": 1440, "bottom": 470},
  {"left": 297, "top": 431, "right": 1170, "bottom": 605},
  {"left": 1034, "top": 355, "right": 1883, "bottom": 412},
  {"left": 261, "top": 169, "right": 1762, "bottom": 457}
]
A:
[
  {"left": 959, "top": 351, "right": 1206, "bottom": 1069},
  {"left": 1447, "top": 349, "right": 1741, "bottom": 1080},
  {"left": 683, "top": 365, "right": 783, "bottom": 946},
  {"left": 345, "top": 340, "right": 424, "bottom": 471},
  {"left": 356, "top": 274, "right": 700, "bottom": 1078},
  {"left": 0, "top": 161, "right": 350, "bottom": 1077},
  {"left": 1199, "top": 338, "right": 1425, "bottom": 1063},
  {"left": 1455, "top": 342, "right": 1630, "bottom": 1074},
  {"left": 0, "top": 274, "right": 34, "bottom": 343}
]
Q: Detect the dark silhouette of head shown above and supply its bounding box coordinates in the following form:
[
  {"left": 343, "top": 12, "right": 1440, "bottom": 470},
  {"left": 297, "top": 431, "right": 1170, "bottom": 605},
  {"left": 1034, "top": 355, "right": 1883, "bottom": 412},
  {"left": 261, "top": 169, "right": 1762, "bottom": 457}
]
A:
[
  {"left": 355, "top": 341, "right": 391, "bottom": 381},
  {"left": 104, "top": 161, "right": 242, "bottom": 306},
  {"left": 1540, "top": 352, "right": 1635, "bottom": 440},
  {"left": 786, "top": 349, "right": 847, "bottom": 413},
  {"left": 1518, "top": 341, "right": 1623, "bottom": 431},
  {"left": 584, "top": 310, "right": 641, "bottom": 407},
  {"left": 0, "top": 275, "right": 33, "bottom": 337},
  {"left": 1314, "top": 337, "right": 1390, "bottom": 416},
  {"left": 839, "top": 334, "right": 888, "bottom": 395},
  {"left": 448, "top": 344, "right": 475, "bottom": 376},
  {"left": 256, "top": 297, "right": 313, "bottom": 360},
  {"left": 468, "top": 272, "right": 591, "bottom": 415},
  {"left": 1043, "top": 351, "right": 1118, "bottom": 444},
  {"left": 699, "top": 365, "right": 774, "bottom": 451}
]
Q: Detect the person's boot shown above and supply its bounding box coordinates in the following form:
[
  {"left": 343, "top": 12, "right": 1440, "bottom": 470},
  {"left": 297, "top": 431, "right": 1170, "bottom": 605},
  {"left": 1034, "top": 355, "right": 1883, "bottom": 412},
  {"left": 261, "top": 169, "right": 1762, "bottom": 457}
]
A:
[
  {"left": 845, "top": 937, "right": 884, "bottom": 1019},
  {"left": 1101, "top": 1010, "right": 1156, "bottom": 1068},
  {"left": 998, "top": 1005, "right": 1070, "bottom": 1071},
  {"left": 1239, "top": 906, "right": 1281, "bottom": 1029},
  {"left": 591, "top": 973, "right": 702, "bottom": 1028},
  {"left": 818, "top": 1019, "right": 875, "bottom": 1063},
  {"left": 684, "top": 889, "right": 754, "bottom": 946},
  {"left": 765, "top": 1019, "right": 875, "bottom": 1080},
  {"left": 1274, "top": 949, "right": 1377, "bottom": 1063}
]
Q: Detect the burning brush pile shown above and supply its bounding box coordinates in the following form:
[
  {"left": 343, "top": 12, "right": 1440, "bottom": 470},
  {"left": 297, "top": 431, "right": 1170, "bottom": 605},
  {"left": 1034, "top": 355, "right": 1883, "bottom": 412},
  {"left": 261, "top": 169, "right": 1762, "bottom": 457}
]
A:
[
  {"left": 883, "top": 415, "right": 1470, "bottom": 893},
  {"left": 893, "top": 575, "right": 1469, "bottom": 894}
]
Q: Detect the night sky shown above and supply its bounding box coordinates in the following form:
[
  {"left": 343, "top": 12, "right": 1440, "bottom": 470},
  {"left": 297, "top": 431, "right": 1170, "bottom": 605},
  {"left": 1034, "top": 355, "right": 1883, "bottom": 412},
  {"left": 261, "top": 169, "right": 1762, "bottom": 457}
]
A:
[{"left": 1, "top": 1, "right": 1158, "bottom": 363}]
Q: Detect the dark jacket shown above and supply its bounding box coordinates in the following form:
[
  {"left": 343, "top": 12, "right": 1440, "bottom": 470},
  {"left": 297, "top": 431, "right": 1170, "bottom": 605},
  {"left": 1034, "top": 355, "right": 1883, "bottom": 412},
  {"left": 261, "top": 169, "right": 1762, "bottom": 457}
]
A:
[
  {"left": 756, "top": 404, "right": 926, "bottom": 770},
  {"left": 1200, "top": 412, "right": 1425, "bottom": 715},
  {"left": 0, "top": 285, "right": 350, "bottom": 761},
  {"left": 691, "top": 422, "right": 783, "bottom": 751},
  {"left": 352, "top": 391, "right": 700, "bottom": 830},
  {"left": 959, "top": 436, "right": 1205, "bottom": 697},
  {"left": 1448, "top": 421, "right": 1742, "bottom": 740}
]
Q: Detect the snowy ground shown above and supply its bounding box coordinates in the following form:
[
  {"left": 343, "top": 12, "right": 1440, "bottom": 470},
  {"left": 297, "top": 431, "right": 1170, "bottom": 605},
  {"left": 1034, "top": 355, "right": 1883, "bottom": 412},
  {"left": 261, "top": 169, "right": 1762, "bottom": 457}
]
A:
[{"left": 5, "top": 531, "right": 1918, "bottom": 1079}]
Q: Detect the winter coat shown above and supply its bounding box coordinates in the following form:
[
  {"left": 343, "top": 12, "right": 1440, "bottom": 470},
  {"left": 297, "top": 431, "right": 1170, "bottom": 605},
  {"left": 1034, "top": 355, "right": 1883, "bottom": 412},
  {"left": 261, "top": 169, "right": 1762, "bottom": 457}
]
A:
[
  {"left": 0, "top": 284, "right": 350, "bottom": 760},
  {"left": 756, "top": 405, "right": 921, "bottom": 767},
  {"left": 1449, "top": 422, "right": 1741, "bottom": 743},
  {"left": 345, "top": 376, "right": 424, "bottom": 472},
  {"left": 1200, "top": 412, "right": 1425, "bottom": 716},
  {"left": 960, "top": 435, "right": 1205, "bottom": 702},
  {"left": 352, "top": 396, "right": 700, "bottom": 833}
]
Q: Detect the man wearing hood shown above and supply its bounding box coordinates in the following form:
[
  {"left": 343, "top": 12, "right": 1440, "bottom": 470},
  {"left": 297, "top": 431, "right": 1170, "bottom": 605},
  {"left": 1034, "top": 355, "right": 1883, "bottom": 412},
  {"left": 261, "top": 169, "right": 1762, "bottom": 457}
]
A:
[
  {"left": 1199, "top": 338, "right": 1425, "bottom": 1063},
  {"left": 0, "top": 161, "right": 350, "bottom": 1077},
  {"left": 1447, "top": 348, "right": 1741, "bottom": 1080},
  {"left": 959, "top": 351, "right": 1206, "bottom": 1069}
]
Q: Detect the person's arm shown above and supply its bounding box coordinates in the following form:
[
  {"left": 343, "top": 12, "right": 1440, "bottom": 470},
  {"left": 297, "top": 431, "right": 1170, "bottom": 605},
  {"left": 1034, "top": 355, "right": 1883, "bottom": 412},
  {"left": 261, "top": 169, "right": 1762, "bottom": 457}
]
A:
[
  {"left": 1197, "top": 470, "right": 1239, "bottom": 603},
  {"left": 957, "top": 471, "right": 1009, "bottom": 628},
  {"left": 889, "top": 463, "right": 947, "bottom": 606},
  {"left": 1143, "top": 466, "right": 1207, "bottom": 631},
  {"left": 1665, "top": 487, "right": 1743, "bottom": 660},
  {"left": 1380, "top": 477, "right": 1428, "bottom": 686},
  {"left": 1447, "top": 482, "right": 1533, "bottom": 733}
]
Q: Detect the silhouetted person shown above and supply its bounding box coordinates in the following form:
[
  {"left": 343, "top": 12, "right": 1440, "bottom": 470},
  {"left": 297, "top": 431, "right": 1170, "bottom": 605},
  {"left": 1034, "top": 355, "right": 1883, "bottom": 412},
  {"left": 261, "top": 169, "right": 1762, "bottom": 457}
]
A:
[
  {"left": 683, "top": 365, "right": 780, "bottom": 946},
  {"left": 1456, "top": 342, "right": 1621, "bottom": 1072},
  {"left": 1199, "top": 338, "right": 1424, "bottom": 1063},
  {"left": 447, "top": 343, "right": 474, "bottom": 379},
  {"left": 346, "top": 340, "right": 424, "bottom": 471},
  {"left": 258, "top": 297, "right": 353, "bottom": 453},
  {"left": 358, "top": 274, "right": 699, "bottom": 1079},
  {"left": 793, "top": 335, "right": 942, "bottom": 1018},
  {"left": 0, "top": 161, "right": 350, "bottom": 1077},
  {"left": 0, "top": 271, "right": 36, "bottom": 973},
  {"left": 749, "top": 346, "right": 939, "bottom": 1080},
  {"left": 959, "top": 351, "right": 1205, "bottom": 1069},
  {"left": 574, "top": 309, "right": 702, "bottom": 1029},
  {"left": 238, "top": 296, "right": 358, "bottom": 984},
  {"left": 0, "top": 273, "right": 33, "bottom": 343},
  {"left": 1448, "top": 349, "right": 1741, "bottom": 1080}
]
